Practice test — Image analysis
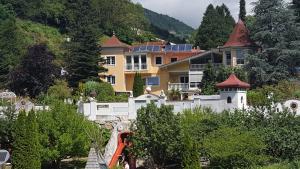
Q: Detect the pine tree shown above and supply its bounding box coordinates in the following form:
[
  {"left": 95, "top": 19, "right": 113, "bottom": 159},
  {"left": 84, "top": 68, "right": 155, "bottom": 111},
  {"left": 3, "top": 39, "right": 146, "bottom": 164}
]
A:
[
  {"left": 195, "top": 4, "right": 235, "bottom": 50},
  {"left": 12, "top": 111, "right": 29, "bottom": 169},
  {"left": 65, "top": 0, "right": 106, "bottom": 87},
  {"left": 132, "top": 72, "right": 144, "bottom": 97},
  {"left": 13, "top": 111, "right": 41, "bottom": 169},
  {"left": 26, "top": 111, "right": 41, "bottom": 169},
  {"left": 239, "top": 0, "right": 246, "bottom": 21}
]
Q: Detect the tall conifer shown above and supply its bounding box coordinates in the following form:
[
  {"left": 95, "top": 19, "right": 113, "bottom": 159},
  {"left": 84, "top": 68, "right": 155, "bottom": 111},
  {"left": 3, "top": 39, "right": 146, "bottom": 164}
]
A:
[
  {"left": 132, "top": 72, "right": 144, "bottom": 97},
  {"left": 239, "top": 0, "right": 246, "bottom": 21}
]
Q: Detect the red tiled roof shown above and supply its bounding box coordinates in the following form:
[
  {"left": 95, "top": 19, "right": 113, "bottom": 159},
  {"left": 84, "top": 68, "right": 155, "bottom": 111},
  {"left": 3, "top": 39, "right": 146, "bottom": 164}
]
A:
[
  {"left": 223, "top": 20, "right": 257, "bottom": 48},
  {"left": 216, "top": 74, "right": 250, "bottom": 89},
  {"left": 102, "top": 35, "right": 130, "bottom": 48}
]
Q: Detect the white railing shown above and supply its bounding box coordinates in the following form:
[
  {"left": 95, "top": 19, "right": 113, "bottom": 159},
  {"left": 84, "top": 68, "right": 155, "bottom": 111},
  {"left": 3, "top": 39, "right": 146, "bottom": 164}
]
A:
[
  {"left": 168, "top": 83, "right": 189, "bottom": 91},
  {"left": 190, "top": 63, "right": 223, "bottom": 71},
  {"left": 125, "top": 63, "right": 147, "bottom": 71}
]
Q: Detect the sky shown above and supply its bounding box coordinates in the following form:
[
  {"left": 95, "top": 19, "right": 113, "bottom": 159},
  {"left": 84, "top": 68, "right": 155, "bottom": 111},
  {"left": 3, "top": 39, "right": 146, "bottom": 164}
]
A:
[{"left": 131, "top": 0, "right": 257, "bottom": 28}]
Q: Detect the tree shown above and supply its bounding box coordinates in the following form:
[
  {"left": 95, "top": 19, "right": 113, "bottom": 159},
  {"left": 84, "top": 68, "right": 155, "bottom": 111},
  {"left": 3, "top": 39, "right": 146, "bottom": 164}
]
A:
[
  {"left": 195, "top": 4, "right": 235, "bottom": 50},
  {"left": 9, "top": 44, "right": 59, "bottom": 98},
  {"left": 65, "top": 0, "right": 106, "bottom": 87},
  {"left": 292, "top": 0, "right": 300, "bottom": 22},
  {"left": 131, "top": 103, "right": 182, "bottom": 168},
  {"left": 239, "top": 0, "right": 246, "bottom": 21},
  {"left": 201, "top": 62, "right": 217, "bottom": 95},
  {"left": 12, "top": 111, "right": 41, "bottom": 169},
  {"left": 47, "top": 80, "right": 72, "bottom": 100},
  {"left": 0, "top": 102, "right": 17, "bottom": 149},
  {"left": 203, "top": 127, "right": 268, "bottom": 168},
  {"left": 132, "top": 72, "right": 144, "bottom": 97},
  {"left": 37, "top": 101, "right": 96, "bottom": 168},
  {"left": 0, "top": 4, "right": 23, "bottom": 88}
]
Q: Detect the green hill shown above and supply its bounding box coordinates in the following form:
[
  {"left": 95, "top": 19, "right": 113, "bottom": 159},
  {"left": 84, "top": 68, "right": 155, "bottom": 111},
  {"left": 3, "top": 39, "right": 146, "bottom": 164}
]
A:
[{"left": 144, "top": 8, "right": 195, "bottom": 39}]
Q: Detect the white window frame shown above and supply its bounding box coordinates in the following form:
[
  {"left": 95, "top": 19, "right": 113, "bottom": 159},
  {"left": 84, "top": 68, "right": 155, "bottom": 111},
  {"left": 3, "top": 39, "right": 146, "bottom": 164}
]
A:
[
  {"left": 155, "top": 56, "right": 163, "bottom": 65},
  {"left": 106, "top": 56, "right": 116, "bottom": 66},
  {"left": 106, "top": 75, "right": 116, "bottom": 85},
  {"left": 145, "top": 76, "right": 160, "bottom": 86}
]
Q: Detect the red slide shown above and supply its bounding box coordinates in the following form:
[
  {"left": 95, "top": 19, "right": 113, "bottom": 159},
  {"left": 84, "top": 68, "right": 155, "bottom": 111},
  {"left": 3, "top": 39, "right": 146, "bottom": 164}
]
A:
[{"left": 108, "top": 132, "right": 135, "bottom": 169}]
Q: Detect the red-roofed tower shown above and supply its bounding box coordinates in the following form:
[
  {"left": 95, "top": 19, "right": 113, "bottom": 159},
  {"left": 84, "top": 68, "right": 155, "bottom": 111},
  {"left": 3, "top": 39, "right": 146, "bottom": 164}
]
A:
[
  {"left": 222, "top": 19, "right": 259, "bottom": 67},
  {"left": 216, "top": 74, "right": 250, "bottom": 110}
]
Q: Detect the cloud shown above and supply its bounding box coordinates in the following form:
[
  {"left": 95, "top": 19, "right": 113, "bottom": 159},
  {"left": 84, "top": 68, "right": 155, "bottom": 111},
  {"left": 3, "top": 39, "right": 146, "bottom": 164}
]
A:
[{"left": 132, "top": 0, "right": 256, "bottom": 28}]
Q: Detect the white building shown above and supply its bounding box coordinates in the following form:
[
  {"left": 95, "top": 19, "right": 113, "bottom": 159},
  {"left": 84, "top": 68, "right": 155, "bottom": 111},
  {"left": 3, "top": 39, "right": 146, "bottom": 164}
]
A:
[{"left": 79, "top": 74, "right": 252, "bottom": 123}]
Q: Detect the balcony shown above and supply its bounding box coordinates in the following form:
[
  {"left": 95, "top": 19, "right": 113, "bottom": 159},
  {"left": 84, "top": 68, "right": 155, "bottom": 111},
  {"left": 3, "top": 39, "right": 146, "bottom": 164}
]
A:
[
  {"left": 125, "top": 63, "right": 147, "bottom": 71},
  {"left": 190, "top": 63, "right": 223, "bottom": 71},
  {"left": 168, "top": 83, "right": 189, "bottom": 91}
]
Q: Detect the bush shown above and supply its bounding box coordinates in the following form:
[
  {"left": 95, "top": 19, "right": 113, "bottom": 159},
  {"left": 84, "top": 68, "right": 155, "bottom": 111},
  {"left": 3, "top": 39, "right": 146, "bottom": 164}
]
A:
[{"left": 203, "top": 127, "right": 269, "bottom": 168}]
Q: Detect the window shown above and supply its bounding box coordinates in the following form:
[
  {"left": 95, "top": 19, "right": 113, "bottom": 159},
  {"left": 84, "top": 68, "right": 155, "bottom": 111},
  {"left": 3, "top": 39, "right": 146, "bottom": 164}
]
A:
[
  {"left": 106, "top": 56, "right": 115, "bottom": 65},
  {"left": 146, "top": 77, "right": 160, "bottom": 86},
  {"left": 171, "top": 58, "right": 177, "bottom": 62},
  {"left": 227, "top": 97, "right": 232, "bottom": 104},
  {"left": 155, "top": 56, "right": 162, "bottom": 65},
  {"left": 237, "top": 49, "right": 245, "bottom": 65},
  {"left": 107, "top": 75, "right": 115, "bottom": 85},
  {"left": 226, "top": 51, "right": 231, "bottom": 65},
  {"left": 180, "top": 76, "right": 189, "bottom": 83}
]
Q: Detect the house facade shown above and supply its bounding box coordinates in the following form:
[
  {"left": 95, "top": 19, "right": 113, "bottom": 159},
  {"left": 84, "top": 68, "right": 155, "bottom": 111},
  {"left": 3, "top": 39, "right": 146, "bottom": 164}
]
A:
[{"left": 99, "top": 20, "right": 259, "bottom": 99}]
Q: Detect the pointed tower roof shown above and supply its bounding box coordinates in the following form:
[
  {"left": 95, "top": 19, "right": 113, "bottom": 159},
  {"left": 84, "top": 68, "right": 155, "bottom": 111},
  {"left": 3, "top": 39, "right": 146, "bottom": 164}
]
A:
[
  {"left": 102, "top": 35, "right": 130, "bottom": 48},
  {"left": 216, "top": 74, "right": 250, "bottom": 89},
  {"left": 223, "top": 20, "right": 257, "bottom": 48}
]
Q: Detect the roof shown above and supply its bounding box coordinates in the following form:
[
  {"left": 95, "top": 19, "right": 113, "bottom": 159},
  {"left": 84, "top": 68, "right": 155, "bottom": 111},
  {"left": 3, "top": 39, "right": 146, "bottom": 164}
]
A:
[
  {"left": 85, "top": 148, "right": 108, "bottom": 169},
  {"left": 216, "top": 74, "right": 250, "bottom": 89},
  {"left": 159, "top": 51, "right": 218, "bottom": 68},
  {"left": 102, "top": 35, "right": 130, "bottom": 48},
  {"left": 223, "top": 20, "right": 257, "bottom": 48}
]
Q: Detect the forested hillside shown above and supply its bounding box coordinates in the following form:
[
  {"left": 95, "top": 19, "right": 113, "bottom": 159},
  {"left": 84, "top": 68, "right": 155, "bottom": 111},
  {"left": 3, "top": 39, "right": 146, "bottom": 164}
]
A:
[{"left": 144, "top": 8, "right": 194, "bottom": 39}]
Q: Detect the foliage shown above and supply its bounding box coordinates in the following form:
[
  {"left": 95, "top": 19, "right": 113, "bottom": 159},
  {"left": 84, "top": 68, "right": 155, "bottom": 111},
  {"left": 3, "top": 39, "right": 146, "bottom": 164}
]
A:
[
  {"left": 203, "top": 127, "right": 268, "bottom": 168},
  {"left": 13, "top": 111, "right": 41, "bottom": 169},
  {"left": 255, "top": 160, "right": 300, "bottom": 169},
  {"left": 47, "top": 80, "right": 72, "bottom": 100},
  {"left": 144, "top": 8, "right": 194, "bottom": 41},
  {"left": 195, "top": 4, "right": 235, "bottom": 49},
  {"left": 37, "top": 100, "right": 100, "bottom": 168},
  {"left": 17, "top": 19, "right": 66, "bottom": 65},
  {"left": 239, "top": 0, "right": 246, "bottom": 21},
  {"left": 9, "top": 44, "right": 59, "bottom": 98},
  {"left": 245, "top": 0, "right": 300, "bottom": 87},
  {"left": 131, "top": 102, "right": 182, "bottom": 168},
  {"left": 168, "top": 88, "right": 181, "bottom": 101},
  {"left": 201, "top": 62, "right": 217, "bottom": 95},
  {"left": 0, "top": 102, "right": 17, "bottom": 149},
  {"left": 65, "top": 0, "right": 105, "bottom": 87},
  {"left": 0, "top": 4, "right": 24, "bottom": 88},
  {"left": 132, "top": 72, "right": 144, "bottom": 97},
  {"left": 83, "top": 81, "right": 128, "bottom": 102},
  {"left": 247, "top": 81, "right": 300, "bottom": 107}
]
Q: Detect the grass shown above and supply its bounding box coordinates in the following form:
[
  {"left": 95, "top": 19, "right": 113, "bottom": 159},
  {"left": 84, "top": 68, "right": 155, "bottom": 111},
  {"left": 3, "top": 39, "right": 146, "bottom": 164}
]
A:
[{"left": 254, "top": 161, "right": 300, "bottom": 169}]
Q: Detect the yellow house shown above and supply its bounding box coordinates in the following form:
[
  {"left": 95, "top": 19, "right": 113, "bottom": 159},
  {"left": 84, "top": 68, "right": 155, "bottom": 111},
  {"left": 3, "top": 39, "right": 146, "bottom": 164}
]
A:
[{"left": 99, "top": 20, "right": 258, "bottom": 98}]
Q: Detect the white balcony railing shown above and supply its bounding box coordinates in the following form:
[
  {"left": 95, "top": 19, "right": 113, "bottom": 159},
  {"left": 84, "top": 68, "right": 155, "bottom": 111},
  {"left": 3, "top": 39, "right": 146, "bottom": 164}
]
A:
[
  {"left": 168, "top": 83, "right": 189, "bottom": 91},
  {"left": 125, "top": 63, "right": 147, "bottom": 71},
  {"left": 190, "top": 63, "right": 223, "bottom": 71}
]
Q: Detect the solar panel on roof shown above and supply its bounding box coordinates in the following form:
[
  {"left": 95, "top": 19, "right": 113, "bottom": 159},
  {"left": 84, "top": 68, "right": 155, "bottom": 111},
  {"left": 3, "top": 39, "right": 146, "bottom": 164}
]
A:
[
  {"left": 165, "top": 45, "right": 172, "bottom": 51},
  {"left": 185, "top": 44, "right": 193, "bottom": 51},
  {"left": 153, "top": 46, "right": 160, "bottom": 51},
  {"left": 172, "top": 45, "right": 179, "bottom": 51},
  {"left": 140, "top": 46, "right": 146, "bottom": 51},
  {"left": 179, "top": 44, "right": 185, "bottom": 51},
  {"left": 147, "top": 45, "right": 153, "bottom": 51},
  {"left": 133, "top": 47, "right": 140, "bottom": 52}
]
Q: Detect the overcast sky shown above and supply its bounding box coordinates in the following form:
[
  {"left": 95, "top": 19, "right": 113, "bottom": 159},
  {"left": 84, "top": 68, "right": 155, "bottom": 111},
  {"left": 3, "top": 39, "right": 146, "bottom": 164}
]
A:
[{"left": 131, "top": 0, "right": 257, "bottom": 28}]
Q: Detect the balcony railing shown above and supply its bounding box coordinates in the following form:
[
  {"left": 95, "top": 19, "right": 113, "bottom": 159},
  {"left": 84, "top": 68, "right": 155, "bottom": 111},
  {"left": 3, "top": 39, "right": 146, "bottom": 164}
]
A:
[
  {"left": 125, "top": 63, "right": 147, "bottom": 71},
  {"left": 190, "top": 63, "right": 223, "bottom": 71},
  {"left": 168, "top": 83, "right": 189, "bottom": 91}
]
